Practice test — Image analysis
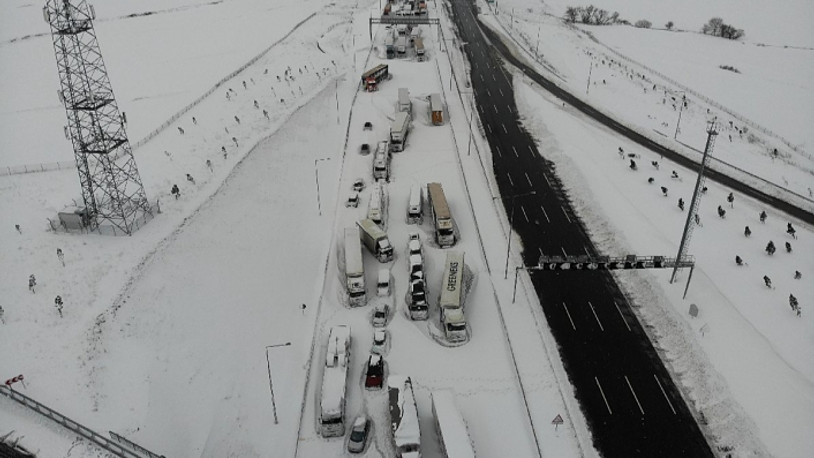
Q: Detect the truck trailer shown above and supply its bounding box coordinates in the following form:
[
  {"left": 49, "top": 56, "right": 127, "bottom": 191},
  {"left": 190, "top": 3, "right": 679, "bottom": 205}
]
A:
[
  {"left": 430, "top": 93, "right": 444, "bottom": 125},
  {"left": 373, "top": 140, "right": 391, "bottom": 181},
  {"left": 362, "top": 64, "right": 389, "bottom": 91},
  {"left": 358, "top": 218, "right": 394, "bottom": 263},
  {"left": 407, "top": 184, "right": 422, "bottom": 224},
  {"left": 396, "top": 35, "right": 408, "bottom": 55},
  {"left": 398, "top": 88, "right": 412, "bottom": 114},
  {"left": 390, "top": 111, "right": 411, "bottom": 152},
  {"left": 427, "top": 182, "right": 456, "bottom": 247},
  {"left": 389, "top": 376, "right": 421, "bottom": 457},
  {"left": 344, "top": 227, "right": 366, "bottom": 307},
  {"left": 367, "top": 179, "right": 385, "bottom": 226},
  {"left": 319, "top": 325, "right": 352, "bottom": 437},
  {"left": 439, "top": 251, "right": 467, "bottom": 342},
  {"left": 431, "top": 391, "right": 476, "bottom": 458}
]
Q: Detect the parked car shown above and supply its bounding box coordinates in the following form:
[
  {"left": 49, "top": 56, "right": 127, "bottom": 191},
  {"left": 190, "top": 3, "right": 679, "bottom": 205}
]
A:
[
  {"left": 408, "top": 232, "right": 422, "bottom": 257},
  {"left": 347, "top": 415, "right": 370, "bottom": 453},
  {"left": 371, "top": 329, "right": 388, "bottom": 355},
  {"left": 346, "top": 192, "right": 360, "bottom": 208},
  {"left": 360, "top": 143, "right": 370, "bottom": 155},
  {"left": 377, "top": 268, "right": 391, "bottom": 297},
  {"left": 372, "top": 303, "right": 389, "bottom": 327},
  {"left": 408, "top": 253, "right": 424, "bottom": 280},
  {"left": 363, "top": 121, "right": 373, "bottom": 130},
  {"left": 364, "top": 354, "right": 385, "bottom": 389},
  {"left": 352, "top": 178, "right": 366, "bottom": 192}
]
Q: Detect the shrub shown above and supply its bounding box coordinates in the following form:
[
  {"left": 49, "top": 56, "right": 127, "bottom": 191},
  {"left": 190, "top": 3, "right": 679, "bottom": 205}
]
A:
[
  {"left": 563, "top": 5, "right": 621, "bottom": 25},
  {"left": 665, "top": 21, "right": 674, "bottom": 30},
  {"left": 719, "top": 65, "right": 741, "bottom": 73},
  {"left": 634, "top": 19, "right": 652, "bottom": 29},
  {"left": 702, "top": 17, "right": 744, "bottom": 40}
]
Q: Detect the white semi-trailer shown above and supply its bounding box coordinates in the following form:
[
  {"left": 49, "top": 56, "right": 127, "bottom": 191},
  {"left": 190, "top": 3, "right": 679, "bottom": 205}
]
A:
[
  {"left": 398, "top": 88, "right": 412, "bottom": 114},
  {"left": 373, "top": 140, "right": 391, "bottom": 181},
  {"left": 390, "top": 111, "right": 411, "bottom": 152},
  {"left": 439, "top": 251, "right": 467, "bottom": 343},
  {"left": 388, "top": 375, "right": 421, "bottom": 457},
  {"left": 427, "top": 182, "right": 455, "bottom": 247},
  {"left": 367, "top": 179, "right": 385, "bottom": 226},
  {"left": 344, "top": 227, "right": 366, "bottom": 307},
  {"left": 319, "top": 325, "right": 352, "bottom": 437},
  {"left": 358, "top": 218, "right": 394, "bottom": 263},
  {"left": 431, "top": 391, "right": 476, "bottom": 458}
]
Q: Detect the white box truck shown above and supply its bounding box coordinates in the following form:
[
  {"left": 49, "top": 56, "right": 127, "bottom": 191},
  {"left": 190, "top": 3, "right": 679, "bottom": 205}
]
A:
[
  {"left": 367, "top": 179, "right": 385, "bottom": 226},
  {"left": 440, "top": 251, "right": 467, "bottom": 342},
  {"left": 427, "top": 182, "right": 456, "bottom": 247},
  {"left": 396, "top": 35, "right": 408, "bottom": 55},
  {"left": 344, "top": 227, "right": 366, "bottom": 307},
  {"left": 319, "top": 325, "right": 351, "bottom": 437},
  {"left": 398, "top": 88, "right": 412, "bottom": 114},
  {"left": 431, "top": 391, "right": 476, "bottom": 458},
  {"left": 388, "top": 376, "right": 421, "bottom": 457},
  {"left": 358, "top": 218, "right": 394, "bottom": 263},
  {"left": 373, "top": 140, "right": 391, "bottom": 181},
  {"left": 414, "top": 37, "right": 425, "bottom": 61},
  {"left": 407, "top": 184, "right": 423, "bottom": 224},
  {"left": 390, "top": 111, "right": 411, "bottom": 152}
]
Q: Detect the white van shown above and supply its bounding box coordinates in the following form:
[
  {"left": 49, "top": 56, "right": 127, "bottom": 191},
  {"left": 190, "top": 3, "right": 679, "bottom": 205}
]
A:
[
  {"left": 377, "top": 268, "right": 391, "bottom": 297},
  {"left": 407, "top": 184, "right": 422, "bottom": 224}
]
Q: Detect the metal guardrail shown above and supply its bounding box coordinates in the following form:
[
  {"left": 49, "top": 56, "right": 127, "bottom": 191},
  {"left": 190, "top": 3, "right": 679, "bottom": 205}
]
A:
[{"left": 0, "top": 386, "right": 145, "bottom": 457}]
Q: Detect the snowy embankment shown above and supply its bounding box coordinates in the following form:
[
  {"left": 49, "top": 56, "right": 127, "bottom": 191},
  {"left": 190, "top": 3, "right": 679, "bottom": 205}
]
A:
[{"left": 492, "top": 3, "right": 814, "bottom": 455}]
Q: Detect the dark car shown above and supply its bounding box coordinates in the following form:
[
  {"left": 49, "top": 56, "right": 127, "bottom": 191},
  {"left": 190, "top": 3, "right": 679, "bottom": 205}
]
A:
[
  {"left": 347, "top": 415, "right": 370, "bottom": 453},
  {"left": 364, "top": 354, "right": 385, "bottom": 390}
]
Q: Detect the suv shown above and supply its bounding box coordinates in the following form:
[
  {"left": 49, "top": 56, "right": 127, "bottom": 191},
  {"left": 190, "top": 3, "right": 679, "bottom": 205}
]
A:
[
  {"left": 364, "top": 354, "right": 385, "bottom": 389},
  {"left": 347, "top": 415, "right": 370, "bottom": 453},
  {"left": 346, "top": 192, "right": 360, "bottom": 208},
  {"left": 372, "top": 303, "right": 389, "bottom": 327},
  {"left": 371, "top": 329, "right": 388, "bottom": 354}
]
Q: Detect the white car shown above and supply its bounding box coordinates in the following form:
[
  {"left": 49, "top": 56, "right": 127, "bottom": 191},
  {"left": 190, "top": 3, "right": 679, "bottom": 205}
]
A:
[
  {"left": 346, "top": 192, "right": 360, "bottom": 208},
  {"left": 371, "top": 329, "right": 388, "bottom": 355},
  {"left": 372, "top": 303, "right": 389, "bottom": 327},
  {"left": 377, "top": 268, "right": 391, "bottom": 297},
  {"left": 352, "top": 178, "right": 365, "bottom": 192}
]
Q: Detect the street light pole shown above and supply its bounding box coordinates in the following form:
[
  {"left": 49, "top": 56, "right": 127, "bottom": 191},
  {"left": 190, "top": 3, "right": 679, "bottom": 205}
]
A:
[
  {"left": 265, "top": 342, "right": 291, "bottom": 424},
  {"left": 494, "top": 191, "right": 536, "bottom": 279},
  {"left": 674, "top": 92, "right": 686, "bottom": 140}
]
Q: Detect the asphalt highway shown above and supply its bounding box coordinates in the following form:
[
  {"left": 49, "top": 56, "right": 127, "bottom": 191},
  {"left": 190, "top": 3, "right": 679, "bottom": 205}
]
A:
[{"left": 447, "top": 1, "right": 714, "bottom": 455}]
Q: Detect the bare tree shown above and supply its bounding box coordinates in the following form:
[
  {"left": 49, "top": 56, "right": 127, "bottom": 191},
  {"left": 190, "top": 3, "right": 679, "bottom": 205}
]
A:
[
  {"left": 703, "top": 17, "right": 724, "bottom": 35},
  {"left": 665, "top": 21, "right": 674, "bottom": 30},
  {"left": 580, "top": 5, "right": 594, "bottom": 24},
  {"left": 594, "top": 8, "right": 611, "bottom": 25},
  {"left": 564, "top": 6, "right": 579, "bottom": 23}
]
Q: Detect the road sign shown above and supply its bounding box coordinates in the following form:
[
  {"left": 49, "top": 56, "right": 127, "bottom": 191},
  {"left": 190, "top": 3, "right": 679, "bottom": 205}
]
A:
[
  {"left": 552, "top": 414, "right": 564, "bottom": 430},
  {"left": 5, "top": 374, "right": 24, "bottom": 386}
]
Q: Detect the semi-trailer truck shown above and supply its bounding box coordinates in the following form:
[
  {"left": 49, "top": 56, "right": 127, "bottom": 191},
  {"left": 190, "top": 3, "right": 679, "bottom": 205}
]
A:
[
  {"left": 358, "top": 218, "right": 394, "bottom": 263},
  {"left": 344, "top": 227, "right": 366, "bottom": 307},
  {"left": 373, "top": 140, "right": 391, "bottom": 181},
  {"left": 362, "top": 64, "right": 389, "bottom": 91},
  {"left": 414, "top": 37, "right": 425, "bottom": 61},
  {"left": 390, "top": 111, "right": 411, "bottom": 152},
  {"left": 319, "top": 325, "right": 352, "bottom": 437},
  {"left": 367, "top": 179, "right": 385, "bottom": 226},
  {"left": 439, "top": 251, "right": 467, "bottom": 342},
  {"left": 388, "top": 375, "right": 421, "bottom": 457},
  {"left": 407, "top": 184, "right": 422, "bottom": 224},
  {"left": 427, "top": 182, "right": 456, "bottom": 247},
  {"left": 398, "top": 88, "right": 412, "bottom": 114}
]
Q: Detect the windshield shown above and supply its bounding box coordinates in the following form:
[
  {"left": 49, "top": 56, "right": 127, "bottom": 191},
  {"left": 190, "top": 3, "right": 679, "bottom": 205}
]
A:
[
  {"left": 350, "top": 429, "right": 366, "bottom": 441},
  {"left": 448, "top": 323, "right": 466, "bottom": 332}
]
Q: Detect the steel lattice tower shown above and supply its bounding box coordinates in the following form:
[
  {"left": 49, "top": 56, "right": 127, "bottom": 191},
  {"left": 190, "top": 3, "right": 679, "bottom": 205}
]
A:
[{"left": 43, "top": 0, "right": 150, "bottom": 235}]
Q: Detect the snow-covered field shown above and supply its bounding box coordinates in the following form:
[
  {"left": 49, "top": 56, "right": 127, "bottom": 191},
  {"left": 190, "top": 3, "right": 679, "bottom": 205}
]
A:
[{"left": 1, "top": 0, "right": 812, "bottom": 457}]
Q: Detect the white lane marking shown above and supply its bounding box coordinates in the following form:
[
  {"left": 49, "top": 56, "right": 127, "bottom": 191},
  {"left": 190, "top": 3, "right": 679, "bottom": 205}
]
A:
[
  {"left": 507, "top": 173, "right": 514, "bottom": 187},
  {"left": 524, "top": 172, "right": 532, "bottom": 186},
  {"left": 625, "top": 376, "right": 645, "bottom": 416},
  {"left": 588, "top": 301, "right": 604, "bottom": 331},
  {"left": 561, "top": 206, "right": 572, "bottom": 223},
  {"left": 542, "top": 173, "right": 551, "bottom": 187},
  {"left": 520, "top": 205, "right": 529, "bottom": 222},
  {"left": 480, "top": 74, "right": 484, "bottom": 82},
  {"left": 540, "top": 206, "right": 550, "bottom": 223},
  {"left": 560, "top": 246, "right": 567, "bottom": 257},
  {"left": 492, "top": 74, "right": 496, "bottom": 81},
  {"left": 478, "top": 105, "right": 484, "bottom": 114},
  {"left": 486, "top": 88, "right": 491, "bottom": 97},
  {"left": 502, "top": 123, "right": 508, "bottom": 134},
  {"left": 513, "top": 146, "right": 519, "bottom": 157},
  {"left": 495, "top": 145, "right": 502, "bottom": 158},
  {"left": 614, "top": 301, "right": 631, "bottom": 331},
  {"left": 508, "top": 105, "right": 513, "bottom": 113},
  {"left": 493, "top": 105, "right": 498, "bottom": 114},
  {"left": 654, "top": 374, "right": 677, "bottom": 415},
  {"left": 486, "top": 123, "right": 492, "bottom": 134},
  {"left": 528, "top": 145, "right": 535, "bottom": 157},
  {"left": 538, "top": 247, "right": 544, "bottom": 256},
  {"left": 562, "top": 302, "right": 577, "bottom": 330},
  {"left": 499, "top": 88, "right": 504, "bottom": 97},
  {"left": 595, "top": 377, "right": 612, "bottom": 415},
  {"left": 583, "top": 245, "right": 591, "bottom": 256}
]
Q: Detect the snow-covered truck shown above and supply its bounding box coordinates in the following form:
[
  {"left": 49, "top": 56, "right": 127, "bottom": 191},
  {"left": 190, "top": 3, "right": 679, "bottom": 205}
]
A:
[
  {"left": 414, "top": 37, "right": 425, "bottom": 61},
  {"left": 431, "top": 390, "right": 475, "bottom": 458},
  {"left": 439, "top": 251, "right": 467, "bottom": 343},
  {"left": 396, "top": 35, "right": 408, "bottom": 55},
  {"left": 427, "top": 182, "right": 455, "bottom": 247},
  {"left": 390, "top": 111, "right": 411, "bottom": 152},
  {"left": 319, "top": 325, "right": 352, "bottom": 437},
  {"left": 385, "top": 34, "right": 396, "bottom": 59},
  {"left": 389, "top": 375, "right": 421, "bottom": 457},
  {"left": 358, "top": 218, "right": 394, "bottom": 263},
  {"left": 398, "top": 88, "right": 412, "bottom": 114},
  {"left": 407, "top": 184, "right": 423, "bottom": 224},
  {"left": 367, "top": 179, "right": 385, "bottom": 226},
  {"left": 429, "top": 93, "right": 443, "bottom": 125},
  {"left": 362, "top": 64, "right": 389, "bottom": 91},
  {"left": 344, "top": 227, "right": 366, "bottom": 307},
  {"left": 373, "top": 140, "right": 391, "bottom": 181}
]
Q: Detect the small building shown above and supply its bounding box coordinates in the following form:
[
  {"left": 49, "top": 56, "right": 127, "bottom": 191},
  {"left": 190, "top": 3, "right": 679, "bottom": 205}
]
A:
[{"left": 429, "top": 93, "right": 443, "bottom": 125}]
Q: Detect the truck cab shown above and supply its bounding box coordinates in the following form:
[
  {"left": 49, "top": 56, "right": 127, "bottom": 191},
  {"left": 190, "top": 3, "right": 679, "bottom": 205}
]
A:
[{"left": 441, "top": 307, "right": 467, "bottom": 342}]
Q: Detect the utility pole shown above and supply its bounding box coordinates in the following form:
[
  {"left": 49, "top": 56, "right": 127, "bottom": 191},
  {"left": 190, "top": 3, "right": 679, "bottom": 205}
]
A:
[
  {"left": 314, "top": 158, "right": 331, "bottom": 216},
  {"left": 586, "top": 61, "right": 593, "bottom": 95},
  {"left": 670, "top": 120, "right": 718, "bottom": 288},
  {"left": 265, "top": 342, "right": 291, "bottom": 424},
  {"left": 494, "top": 191, "right": 536, "bottom": 279},
  {"left": 674, "top": 92, "right": 686, "bottom": 140}
]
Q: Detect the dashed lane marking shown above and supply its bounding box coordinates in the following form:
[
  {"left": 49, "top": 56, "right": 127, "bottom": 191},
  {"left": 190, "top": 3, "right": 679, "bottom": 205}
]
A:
[
  {"left": 654, "top": 374, "right": 677, "bottom": 415},
  {"left": 562, "top": 302, "right": 577, "bottom": 330},
  {"left": 524, "top": 172, "right": 532, "bottom": 186},
  {"left": 588, "top": 301, "right": 604, "bottom": 331},
  {"left": 614, "top": 301, "right": 631, "bottom": 331},
  {"left": 561, "top": 206, "right": 572, "bottom": 223},
  {"left": 625, "top": 376, "right": 645, "bottom": 416},
  {"left": 595, "top": 377, "right": 613, "bottom": 415},
  {"left": 540, "top": 206, "right": 550, "bottom": 223}
]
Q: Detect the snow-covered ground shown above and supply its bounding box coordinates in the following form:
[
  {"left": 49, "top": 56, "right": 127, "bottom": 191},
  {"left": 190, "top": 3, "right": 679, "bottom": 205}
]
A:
[{"left": 1, "top": 0, "right": 812, "bottom": 457}]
